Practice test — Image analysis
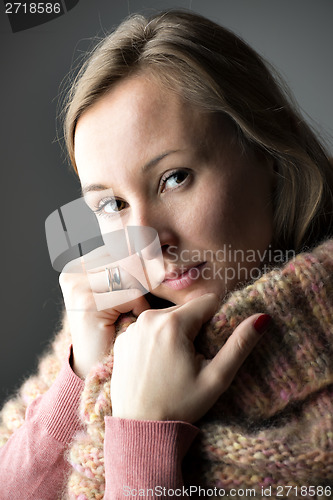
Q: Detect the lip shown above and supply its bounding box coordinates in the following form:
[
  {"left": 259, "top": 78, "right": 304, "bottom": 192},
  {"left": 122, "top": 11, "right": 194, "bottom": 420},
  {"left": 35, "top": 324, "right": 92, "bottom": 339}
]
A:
[{"left": 162, "top": 262, "right": 207, "bottom": 290}]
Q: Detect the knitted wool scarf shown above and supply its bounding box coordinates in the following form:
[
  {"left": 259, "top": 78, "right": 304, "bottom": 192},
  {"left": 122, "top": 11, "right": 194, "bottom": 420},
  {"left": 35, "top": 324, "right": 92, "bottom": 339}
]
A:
[{"left": 1, "top": 240, "right": 333, "bottom": 499}]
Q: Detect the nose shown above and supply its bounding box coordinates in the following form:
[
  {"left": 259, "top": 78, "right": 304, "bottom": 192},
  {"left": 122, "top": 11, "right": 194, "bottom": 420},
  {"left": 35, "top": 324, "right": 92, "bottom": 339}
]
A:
[{"left": 128, "top": 203, "right": 178, "bottom": 258}]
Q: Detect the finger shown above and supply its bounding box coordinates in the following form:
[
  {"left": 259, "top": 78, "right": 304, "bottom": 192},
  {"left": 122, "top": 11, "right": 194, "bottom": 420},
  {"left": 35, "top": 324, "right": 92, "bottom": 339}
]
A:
[
  {"left": 59, "top": 268, "right": 92, "bottom": 309},
  {"left": 88, "top": 252, "right": 155, "bottom": 294},
  {"left": 82, "top": 245, "right": 117, "bottom": 271},
  {"left": 87, "top": 265, "right": 146, "bottom": 294},
  {"left": 115, "top": 294, "right": 151, "bottom": 317},
  {"left": 130, "top": 295, "right": 151, "bottom": 317},
  {"left": 62, "top": 255, "right": 85, "bottom": 274},
  {"left": 62, "top": 245, "right": 112, "bottom": 274},
  {"left": 93, "top": 288, "right": 147, "bottom": 311},
  {"left": 201, "top": 313, "right": 271, "bottom": 398},
  {"left": 87, "top": 250, "right": 154, "bottom": 292},
  {"left": 175, "top": 293, "right": 220, "bottom": 341},
  {"left": 98, "top": 294, "right": 150, "bottom": 330}
]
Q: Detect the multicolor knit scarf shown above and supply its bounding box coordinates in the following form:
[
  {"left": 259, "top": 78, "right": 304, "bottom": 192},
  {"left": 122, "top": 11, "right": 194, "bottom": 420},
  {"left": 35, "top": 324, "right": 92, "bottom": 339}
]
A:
[{"left": 1, "top": 240, "right": 333, "bottom": 499}]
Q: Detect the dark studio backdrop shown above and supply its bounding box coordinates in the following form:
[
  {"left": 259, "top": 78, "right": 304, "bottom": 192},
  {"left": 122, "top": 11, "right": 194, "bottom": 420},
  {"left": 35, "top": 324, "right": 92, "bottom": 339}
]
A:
[{"left": 0, "top": 0, "right": 332, "bottom": 408}]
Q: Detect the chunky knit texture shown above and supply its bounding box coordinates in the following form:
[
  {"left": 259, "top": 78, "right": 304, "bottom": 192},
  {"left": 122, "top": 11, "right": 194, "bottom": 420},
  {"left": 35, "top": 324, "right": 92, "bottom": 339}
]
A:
[{"left": 1, "top": 240, "right": 333, "bottom": 499}]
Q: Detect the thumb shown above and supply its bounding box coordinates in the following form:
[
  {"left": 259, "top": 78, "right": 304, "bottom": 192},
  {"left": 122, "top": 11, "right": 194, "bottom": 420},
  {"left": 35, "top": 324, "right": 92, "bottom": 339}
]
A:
[
  {"left": 109, "top": 292, "right": 151, "bottom": 317},
  {"left": 201, "top": 313, "right": 271, "bottom": 400}
]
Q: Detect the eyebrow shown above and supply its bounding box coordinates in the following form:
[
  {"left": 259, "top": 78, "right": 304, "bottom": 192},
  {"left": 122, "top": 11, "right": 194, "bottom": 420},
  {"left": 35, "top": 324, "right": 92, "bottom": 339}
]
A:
[
  {"left": 81, "top": 183, "right": 109, "bottom": 196},
  {"left": 141, "top": 150, "right": 180, "bottom": 173},
  {"left": 81, "top": 149, "right": 181, "bottom": 196}
]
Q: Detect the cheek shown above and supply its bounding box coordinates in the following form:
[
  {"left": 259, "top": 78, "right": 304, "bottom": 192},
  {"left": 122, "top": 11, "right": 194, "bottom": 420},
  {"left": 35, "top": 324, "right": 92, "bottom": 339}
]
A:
[
  {"left": 225, "top": 170, "right": 274, "bottom": 250},
  {"left": 174, "top": 183, "right": 232, "bottom": 248},
  {"left": 164, "top": 164, "right": 273, "bottom": 253},
  {"left": 189, "top": 173, "right": 273, "bottom": 252}
]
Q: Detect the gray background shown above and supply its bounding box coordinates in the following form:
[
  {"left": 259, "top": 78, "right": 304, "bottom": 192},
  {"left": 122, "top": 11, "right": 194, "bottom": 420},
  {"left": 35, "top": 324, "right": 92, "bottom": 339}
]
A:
[{"left": 0, "top": 0, "right": 332, "bottom": 407}]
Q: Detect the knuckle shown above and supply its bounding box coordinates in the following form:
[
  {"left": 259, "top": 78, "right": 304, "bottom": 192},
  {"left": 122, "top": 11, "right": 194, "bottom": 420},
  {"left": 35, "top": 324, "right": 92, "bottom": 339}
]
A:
[
  {"left": 59, "top": 272, "right": 91, "bottom": 305},
  {"left": 58, "top": 272, "right": 68, "bottom": 288},
  {"left": 166, "top": 310, "right": 181, "bottom": 330},
  {"left": 124, "top": 322, "right": 135, "bottom": 335},
  {"left": 235, "top": 330, "right": 253, "bottom": 355},
  {"left": 59, "top": 271, "right": 79, "bottom": 289},
  {"left": 157, "top": 311, "right": 181, "bottom": 343},
  {"left": 136, "top": 308, "right": 156, "bottom": 325}
]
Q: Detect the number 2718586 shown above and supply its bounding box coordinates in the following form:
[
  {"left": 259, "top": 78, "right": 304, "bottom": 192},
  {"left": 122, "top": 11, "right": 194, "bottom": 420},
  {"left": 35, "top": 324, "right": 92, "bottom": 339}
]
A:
[{"left": 5, "top": 3, "right": 61, "bottom": 14}]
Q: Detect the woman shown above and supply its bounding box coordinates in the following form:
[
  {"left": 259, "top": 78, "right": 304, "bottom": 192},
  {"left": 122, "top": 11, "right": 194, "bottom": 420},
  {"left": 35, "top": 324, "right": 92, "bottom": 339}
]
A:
[{"left": 1, "top": 10, "right": 333, "bottom": 499}]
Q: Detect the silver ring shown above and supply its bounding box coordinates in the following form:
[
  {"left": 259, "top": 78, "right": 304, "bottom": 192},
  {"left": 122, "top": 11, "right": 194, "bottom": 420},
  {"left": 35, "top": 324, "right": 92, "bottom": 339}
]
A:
[{"left": 106, "top": 267, "right": 122, "bottom": 292}]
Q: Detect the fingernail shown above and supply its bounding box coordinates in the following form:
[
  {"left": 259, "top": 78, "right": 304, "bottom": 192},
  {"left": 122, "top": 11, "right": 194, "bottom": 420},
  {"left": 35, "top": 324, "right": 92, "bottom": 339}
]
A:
[{"left": 253, "top": 314, "right": 271, "bottom": 334}]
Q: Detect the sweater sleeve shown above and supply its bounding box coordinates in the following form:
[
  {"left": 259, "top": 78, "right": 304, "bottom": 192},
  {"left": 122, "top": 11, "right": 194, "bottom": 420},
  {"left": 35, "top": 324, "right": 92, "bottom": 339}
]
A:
[
  {"left": 0, "top": 349, "right": 84, "bottom": 500},
  {"left": 103, "top": 417, "right": 199, "bottom": 499}
]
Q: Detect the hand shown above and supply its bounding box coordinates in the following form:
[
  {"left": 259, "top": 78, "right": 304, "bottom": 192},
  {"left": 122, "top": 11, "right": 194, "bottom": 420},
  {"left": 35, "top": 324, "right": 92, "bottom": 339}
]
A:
[
  {"left": 59, "top": 246, "right": 150, "bottom": 379},
  {"left": 111, "top": 294, "right": 268, "bottom": 423}
]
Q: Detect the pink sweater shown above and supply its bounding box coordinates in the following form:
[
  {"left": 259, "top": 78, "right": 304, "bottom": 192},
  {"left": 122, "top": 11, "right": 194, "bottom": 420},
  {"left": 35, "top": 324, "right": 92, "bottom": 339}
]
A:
[{"left": 0, "top": 350, "right": 198, "bottom": 499}]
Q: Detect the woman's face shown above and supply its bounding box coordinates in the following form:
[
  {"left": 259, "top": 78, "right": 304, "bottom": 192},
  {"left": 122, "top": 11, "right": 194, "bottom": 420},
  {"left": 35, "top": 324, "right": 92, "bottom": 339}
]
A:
[{"left": 74, "top": 74, "right": 274, "bottom": 305}]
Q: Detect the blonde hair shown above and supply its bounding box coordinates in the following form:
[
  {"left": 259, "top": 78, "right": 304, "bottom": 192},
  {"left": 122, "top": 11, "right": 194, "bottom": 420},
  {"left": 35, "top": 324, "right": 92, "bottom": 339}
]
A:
[{"left": 63, "top": 10, "right": 333, "bottom": 252}]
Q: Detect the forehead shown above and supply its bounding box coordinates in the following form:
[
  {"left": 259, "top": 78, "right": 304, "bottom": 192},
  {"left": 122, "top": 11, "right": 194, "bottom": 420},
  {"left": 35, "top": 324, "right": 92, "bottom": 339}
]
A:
[{"left": 74, "top": 75, "right": 215, "bottom": 180}]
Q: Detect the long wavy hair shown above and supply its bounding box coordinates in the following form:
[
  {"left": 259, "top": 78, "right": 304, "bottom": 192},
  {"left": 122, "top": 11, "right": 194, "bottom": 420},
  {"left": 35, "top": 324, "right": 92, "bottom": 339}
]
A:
[{"left": 62, "top": 9, "right": 333, "bottom": 252}]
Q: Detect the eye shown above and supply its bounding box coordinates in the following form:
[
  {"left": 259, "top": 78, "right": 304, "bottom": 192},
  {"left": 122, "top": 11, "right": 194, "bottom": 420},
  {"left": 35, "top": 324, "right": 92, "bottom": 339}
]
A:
[
  {"left": 93, "top": 197, "right": 128, "bottom": 217},
  {"left": 160, "top": 169, "right": 190, "bottom": 193}
]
